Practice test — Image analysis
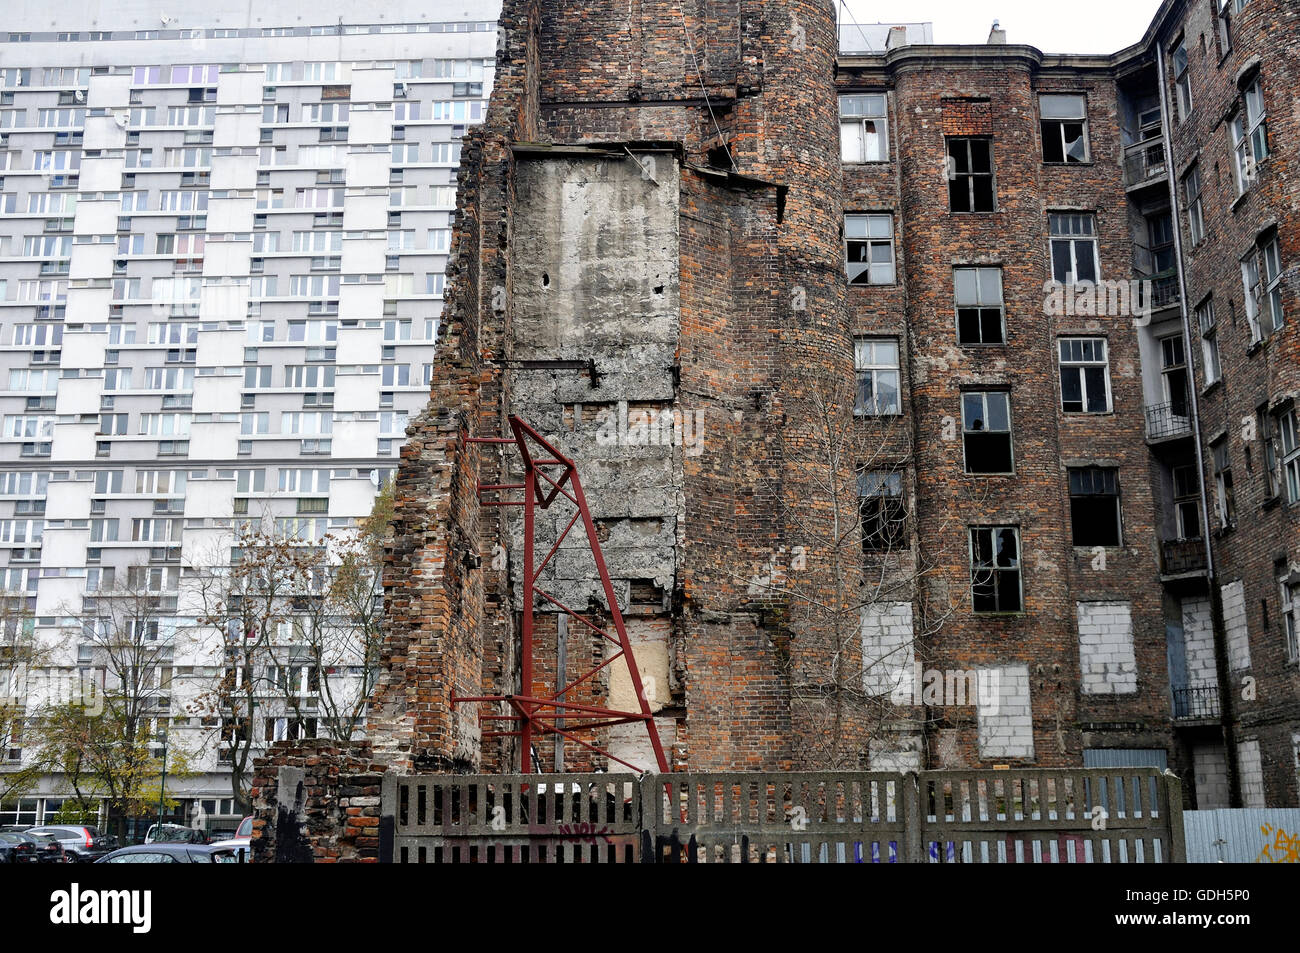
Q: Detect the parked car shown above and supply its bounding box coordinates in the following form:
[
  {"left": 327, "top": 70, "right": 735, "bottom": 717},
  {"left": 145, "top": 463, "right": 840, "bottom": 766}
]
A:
[
  {"left": 25, "top": 825, "right": 114, "bottom": 862},
  {"left": 95, "top": 844, "right": 243, "bottom": 864},
  {"left": 208, "top": 815, "right": 252, "bottom": 861},
  {"left": 144, "top": 823, "right": 210, "bottom": 845},
  {"left": 21, "top": 831, "right": 69, "bottom": 863},
  {"left": 0, "top": 832, "right": 38, "bottom": 863}
]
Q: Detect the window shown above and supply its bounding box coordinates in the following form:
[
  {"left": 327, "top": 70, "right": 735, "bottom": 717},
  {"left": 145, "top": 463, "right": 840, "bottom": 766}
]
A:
[
  {"left": 962, "top": 392, "right": 1013, "bottom": 473},
  {"left": 1211, "top": 440, "right": 1235, "bottom": 528},
  {"left": 1040, "top": 94, "right": 1089, "bottom": 163},
  {"left": 1069, "top": 468, "right": 1121, "bottom": 546},
  {"left": 1216, "top": 0, "right": 1234, "bottom": 55},
  {"left": 1049, "top": 213, "right": 1099, "bottom": 285},
  {"left": 1260, "top": 408, "right": 1281, "bottom": 498},
  {"left": 954, "top": 267, "right": 1004, "bottom": 344},
  {"left": 1197, "top": 299, "right": 1221, "bottom": 384},
  {"left": 1172, "top": 38, "right": 1192, "bottom": 121},
  {"left": 1280, "top": 409, "right": 1300, "bottom": 504},
  {"left": 1231, "top": 78, "right": 1268, "bottom": 195},
  {"left": 1058, "top": 337, "right": 1111, "bottom": 414},
  {"left": 1281, "top": 572, "right": 1299, "bottom": 662},
  {"left": 1242, "top": 233, "right": 1283, "bottom": 341},
  {"left": 853, "top": 339, "right": 900, "bottom": 416},
  {"left": 947, "top": 138, "right": 995, "bottom": 212},
  {"left": 1160, "top": 334, "right": 1190, "bottom": 419},
  {"left": 839, "top": 94, "right": 888, "bottom": 163},
  {"left": 1184, "top": 164, "right": 1205, "bottom": 247},
  {"left": 970, "top": 526, "right": 1022, "bottom": 613},
  {"left": 844, "top": 214, "right": 895, "bottom": 285},
  {"left": 1172, "top": 464, "right": 1201, "bottom": 539},
  {"left": 858, "top": 470, "right": 907, "bottom": 552}
]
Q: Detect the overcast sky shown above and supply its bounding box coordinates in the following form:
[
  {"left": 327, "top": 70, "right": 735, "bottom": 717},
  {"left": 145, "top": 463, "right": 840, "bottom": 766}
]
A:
[{"left": 839, "top": 0, "right": 1165, "bottom": 55}]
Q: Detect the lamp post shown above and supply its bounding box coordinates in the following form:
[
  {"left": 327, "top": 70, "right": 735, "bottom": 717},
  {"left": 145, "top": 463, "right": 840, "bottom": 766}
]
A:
[{"left": 155, "top": 726, "right": 169, "bottom": 830}]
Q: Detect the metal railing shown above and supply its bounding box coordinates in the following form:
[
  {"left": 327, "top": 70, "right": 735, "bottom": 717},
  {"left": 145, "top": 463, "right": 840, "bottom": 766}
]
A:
[
  {"left": 381, "top": 768, "right": 1184, "bottom": 863},
  {"left": 1124, "top": 138, "right": 1167, "bottom": 188},
  {"left": 1171, "top": 685, "right": 1220, "bottom": 720},
  {"left": 1160, "top": 537, "right": 1207, "bottom": 575},
  {"left": 1144, "top": 401, "right": 1193, "bottom": 441}
]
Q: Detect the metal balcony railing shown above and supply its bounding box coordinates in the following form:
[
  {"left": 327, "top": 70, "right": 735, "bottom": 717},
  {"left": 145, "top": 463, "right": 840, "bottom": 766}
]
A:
[
  {"left": 1144, "top": 401, "right": 1193, "bottom": 441},
  {"left": 1134, "top": 270, "right": 1180, "bottom": 311},
  {"left": 1171, "top": 684, "right": 1220, "bottom": 720},
  {"left": 1160, "top": 537, "right": 1207, "bottom": 575},
  {"left": 1124, "top": 138, "right": 1167, "bottom": 187}
]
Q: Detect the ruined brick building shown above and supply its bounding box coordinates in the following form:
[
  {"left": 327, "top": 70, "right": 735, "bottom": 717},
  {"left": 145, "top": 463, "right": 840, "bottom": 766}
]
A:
[{"left": 259, "top": 0, "right": 1299, "bottom": 829}]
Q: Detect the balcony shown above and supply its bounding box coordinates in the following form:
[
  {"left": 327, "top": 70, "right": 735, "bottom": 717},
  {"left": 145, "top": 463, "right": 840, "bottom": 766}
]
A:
[
  {"left": 1135, "top": 269, "right": 1180, "bottom": 312},
  {"left": 1160, "top": 537, "right": 1207, "bottom": 576},
  {"left": 1124, "top": 138, "right": 1167, "bottom": 189},
  {"left": 1144, "top": 401, "right": 1193, "bottom": 442},
  {"left": 1171, "top": 684, "right": 1220, "bottom": 721}
]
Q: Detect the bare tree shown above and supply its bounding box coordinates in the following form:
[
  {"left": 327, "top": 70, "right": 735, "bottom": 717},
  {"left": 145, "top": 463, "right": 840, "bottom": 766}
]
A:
[
  {"left": 0, "top": 591, "right": 41, "bottom": 808},
  {"left": 740, "top": 365, "right": 976, "bottom": 769},
  {"left": 30, "top": 576, "right": 192, "bottom": 837}
]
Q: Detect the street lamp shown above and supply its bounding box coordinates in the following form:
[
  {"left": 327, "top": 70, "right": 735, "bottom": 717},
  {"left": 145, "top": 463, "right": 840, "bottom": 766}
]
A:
[{"left": 155, "top": 726, "right": 169, "bottom": 831}]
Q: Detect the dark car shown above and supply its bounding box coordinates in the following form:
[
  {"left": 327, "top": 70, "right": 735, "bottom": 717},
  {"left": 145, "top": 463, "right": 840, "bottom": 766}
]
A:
[
  {"left": 25, "top": 825, "right": 114, "bottom": 862},
  {"left": 20, "top": 831, "right": 69, "bottom": 863},
  {"left": 0, "top": 832, "right": 39, "bottom": 863},
  {"left": 145, "top": 823, "right": 210, "bottom": 845},
  {"left": 94, "top": 844, "right": 243, "bottom": 864}
]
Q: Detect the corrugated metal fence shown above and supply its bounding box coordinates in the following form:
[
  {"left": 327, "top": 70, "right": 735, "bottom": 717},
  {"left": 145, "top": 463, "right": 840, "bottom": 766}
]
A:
[
  {"left": 1183, "top": 808, "right": 1300, "bottom": 863},
  {"left": 380, "top": 769, "right": 1185, "bottom": 863}
]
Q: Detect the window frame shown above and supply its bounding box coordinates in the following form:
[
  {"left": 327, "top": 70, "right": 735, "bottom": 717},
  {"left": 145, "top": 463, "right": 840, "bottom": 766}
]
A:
[
  {"left": 1196, "top": 298, "right": 1221, "bottom": 385},
  {"left": 1280, "top": 409, "right": 1300, "bottom": 504},
  {"left": 1230, "top": 77, "right": 1268, "bottom": 195},
  {"left": 1049, "top": 213, "right": 1100, "bottom": 285},
  {"left": 1172, "top": 37, "right": 1192, "bottom": 122},
  {"left": 844, "top": 213, "right": 896, "bottom": 286},
  {"left": 1039, "top": 93, "right": 1090, "bottom": 164},
  {"left": 839, "top": 93, "right": 889, "bottom": 164},
  {"left": 853, "top": 338, "right": 901, "bottom": 417},
  {"left": 961, "top": 390, "right": 1014, "bottom": 475},
  {"left": 954, "top": 266, "right": 1006, "bottom": 345},
  {"left": 969, "top": 525, "right": 1023, "bottom": 614},
  {"left": 1057, "top": 337, "right": 1112, "bottom": 414},
  {"left": 1068, "top": 466, "right": 1123, "bottom": 547},
  {"left": 947, "top": 137, "right": 996, "bottom": 213},
  {"left": 1281, "top": 572, "right": 1299, "bottom": 663},
  {"left": 858, "top": 468, "right": 908, "bottom": 554},
  {"left": 1184, "top": 163, "right": 1205, "bottom": 247}
]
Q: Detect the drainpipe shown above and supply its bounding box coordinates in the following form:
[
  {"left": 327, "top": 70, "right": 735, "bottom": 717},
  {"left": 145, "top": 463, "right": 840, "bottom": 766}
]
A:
[{"left": 1155, "top": 44, "right": 1240, "bottom": 807}]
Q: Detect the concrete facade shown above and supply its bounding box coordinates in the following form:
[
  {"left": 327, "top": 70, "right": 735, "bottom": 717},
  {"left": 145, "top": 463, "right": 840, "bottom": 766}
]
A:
[{"left": 0, "top": 0, "right": 497, "bottom": 831}]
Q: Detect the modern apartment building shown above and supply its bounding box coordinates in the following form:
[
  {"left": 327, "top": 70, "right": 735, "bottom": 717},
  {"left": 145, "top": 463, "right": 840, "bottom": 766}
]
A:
[
  {"left": 0, "top": 0, "right": 498, "bottom": 832},
  {"left": 366, "top": 0, "right": 1299, "bottom": 809}
]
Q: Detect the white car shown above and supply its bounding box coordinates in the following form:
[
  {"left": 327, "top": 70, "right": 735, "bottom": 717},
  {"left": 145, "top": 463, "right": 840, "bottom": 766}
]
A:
[{"left": 208, "top": 815, "right": 252, "bottom": 862}]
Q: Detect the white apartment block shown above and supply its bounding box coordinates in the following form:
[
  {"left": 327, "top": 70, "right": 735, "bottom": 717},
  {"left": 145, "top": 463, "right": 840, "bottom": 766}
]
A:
[{"left": 0, "top": 0, "right": 499, "bottom": 834}]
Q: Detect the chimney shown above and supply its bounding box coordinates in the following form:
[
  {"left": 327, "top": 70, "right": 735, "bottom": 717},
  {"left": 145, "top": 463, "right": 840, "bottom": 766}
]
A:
[
  {"left": 988, "top": 20, "right": 1007, "bottom": 44},
  {"left": 886, "top": 25, "right": 909, "bottom": 50}
]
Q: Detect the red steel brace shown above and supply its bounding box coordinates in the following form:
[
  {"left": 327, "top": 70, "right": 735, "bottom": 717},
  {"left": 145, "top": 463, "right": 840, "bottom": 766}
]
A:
[{"left": 453, "top": 415, "right": 670, "bottom": 774}]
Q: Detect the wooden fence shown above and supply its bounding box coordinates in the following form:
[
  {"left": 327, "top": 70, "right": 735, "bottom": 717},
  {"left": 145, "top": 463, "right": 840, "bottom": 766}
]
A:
[{"left": 380, "top": 768, "right": 1184, "bottom": 863}]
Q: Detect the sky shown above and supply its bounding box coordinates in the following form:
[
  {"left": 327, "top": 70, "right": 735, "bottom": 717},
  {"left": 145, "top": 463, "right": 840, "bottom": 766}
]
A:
[{"left": 839, "top": 0, "right": 1166, "bottom": 55}]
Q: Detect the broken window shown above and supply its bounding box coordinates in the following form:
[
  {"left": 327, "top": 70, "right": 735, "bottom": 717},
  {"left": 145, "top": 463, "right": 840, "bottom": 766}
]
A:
[
  {"left": 858, "top": 469, "right": 907, "bottom": 553},
  {"left": 1050, "top": 213, "right": 1099, "bottom": 285},
  {"left": 1058, "top": 337, "right": 1111, "bottom": 414},
  {"left": 1040, "top": 94, "right": 1089, "bottom": 163},
  {"left": 954, "top": 266, "right": 1005, "bottom": 344},
  {"left": 1211, "top": 440, "right": 1235, "bottom": 528},
  {"left": 1230, "top": 76, "right": 1268, "bottom": 195},
  {"left": 853, "top": 338, "right": 900, "bottom": 415},
  {"left": 845, "top": 214, "right": 895, "bottom": 285},
  {"left": 962, "top": 391, "right": 1013, "bottom": 473},
  {"left": 947, "top": 138, "right": 995, "bottom": 212},
  {"left": 1172, "top": 37, "right": 1192, "bottom": 121},
  {"left": 970, "top": 526, "right": 1022, "bottom": 613},
  {"left": 840, "top": 94, "right": 888, "bottom": 163},
  {"left": 1172, "top": 464, "right": 1201, "bottom": 539},
  {"left": 1239, "top": 232, "right": 1281, "bottom": 342},
  {"left": 1281, "top": 571, "right": 1299, "bottom": 662},
  {"left": 1197, "top": 298, "right": 1220, "bottom": 384},
  {"left": 1184, "top": 163, "right": 1205, "bottom": 247},
  {"left": 1069, "top": 467, "right": 1121, "bottom": 547},
  {"left": 1280, "top": 409, "right": 1300, "bottom": 504}
]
